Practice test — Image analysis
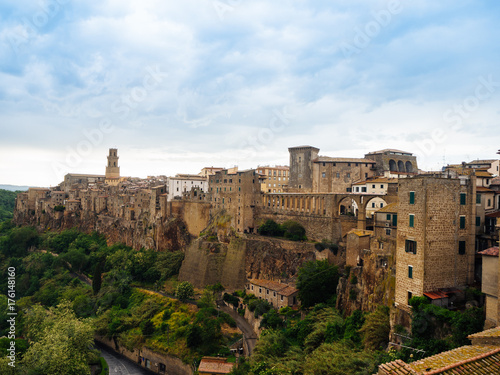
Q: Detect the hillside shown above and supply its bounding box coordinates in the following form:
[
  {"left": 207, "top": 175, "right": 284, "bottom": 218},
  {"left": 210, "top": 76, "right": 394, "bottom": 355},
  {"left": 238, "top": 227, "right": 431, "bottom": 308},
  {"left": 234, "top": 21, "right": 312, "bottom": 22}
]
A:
[
  {"left": 0, "top": 184, "right": 31, "bottom": 191},
  {"left": 0, "top": 189, "right": 18, "bottom": 221}
]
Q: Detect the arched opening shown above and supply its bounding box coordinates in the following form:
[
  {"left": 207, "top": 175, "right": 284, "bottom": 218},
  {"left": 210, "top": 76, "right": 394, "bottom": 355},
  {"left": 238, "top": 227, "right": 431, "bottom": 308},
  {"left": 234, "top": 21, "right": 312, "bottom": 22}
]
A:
[
  {"left": 405, "top": 161, "right": 413, "bottom": 173},
  {"left": 389, "top": 160, "right": 397, "bottom": 172},
  {"left": 398, "top": 160, "right": 405, "bottom": 172},
  {"left": 339, "top": 197, "right": 358, "bottom": 217}
]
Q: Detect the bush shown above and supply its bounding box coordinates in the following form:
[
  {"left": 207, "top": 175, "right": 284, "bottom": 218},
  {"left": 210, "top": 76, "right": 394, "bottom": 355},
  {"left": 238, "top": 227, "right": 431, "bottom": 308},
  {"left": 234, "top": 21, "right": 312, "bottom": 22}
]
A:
[
  {"left": 281, "top": 220, "right": 306, "bottom": 241},
  {"left": 258, "top": 219, "right": 284, "bottom": 237},
  {"left": 223, "top": 293, "right": 240, "bottom": 307},
  {"left": 176, "top": 281, "right": 194, "bottom": 301}
]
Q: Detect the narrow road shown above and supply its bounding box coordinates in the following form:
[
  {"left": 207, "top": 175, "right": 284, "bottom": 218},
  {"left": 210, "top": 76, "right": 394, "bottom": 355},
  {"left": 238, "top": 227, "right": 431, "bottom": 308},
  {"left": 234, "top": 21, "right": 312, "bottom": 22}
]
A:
[
  {"left": 99, "top": 344, "right": 151, "bottom": 375},
  {"left": 219, "top": 303, "right": 258, "bottom": 355}
]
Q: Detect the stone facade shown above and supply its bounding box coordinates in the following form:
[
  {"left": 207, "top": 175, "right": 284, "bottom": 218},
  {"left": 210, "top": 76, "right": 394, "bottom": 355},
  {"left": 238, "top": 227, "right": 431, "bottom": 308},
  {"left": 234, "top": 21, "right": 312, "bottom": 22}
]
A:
[
  {"left": 288, "top": 146, "right": 319, "bottom": 192},
  {"left": 395, "top": 175, "right": 476, "bottom": 311},
  {"left": 246, "top": 279, "right": 299, "bottom": 310},
  {"left": 256, "top": 165, "right": 289, "bottom": 193},
  {"left": 365, "top": 149, "right": 418, "bottom": 176}
]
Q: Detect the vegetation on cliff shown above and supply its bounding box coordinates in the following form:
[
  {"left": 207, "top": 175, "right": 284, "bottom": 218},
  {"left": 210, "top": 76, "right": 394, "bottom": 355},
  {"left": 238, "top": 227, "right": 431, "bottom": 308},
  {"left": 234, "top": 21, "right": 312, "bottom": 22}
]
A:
[
  {"left": 0, "top": 224, "right": 239, "bottom": 372},
  {"left": 257, "top": 219, "right": 307, "bottom": 241},
  {"left": 0, "top": 189, "right": 18, "bottom": 222}
]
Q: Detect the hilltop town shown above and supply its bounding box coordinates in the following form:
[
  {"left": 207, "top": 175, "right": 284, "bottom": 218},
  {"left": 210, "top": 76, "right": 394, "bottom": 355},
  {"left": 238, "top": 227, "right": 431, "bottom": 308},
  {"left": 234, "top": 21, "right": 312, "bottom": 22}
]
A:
[{"left": 12, "top": 146, "right": 500, "bottom": 374}]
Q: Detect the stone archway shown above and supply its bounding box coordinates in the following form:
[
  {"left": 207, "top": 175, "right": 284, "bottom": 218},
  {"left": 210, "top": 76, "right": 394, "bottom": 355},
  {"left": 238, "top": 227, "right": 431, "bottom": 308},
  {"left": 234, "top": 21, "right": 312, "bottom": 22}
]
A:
[
  {"left": 405, "top": 161, "right": 413, "bottom": 173},
  {"left": 338, "top": 196, "right": 358, "bottom": 217},
  {"left": 389, "top": 159, "right": 397, "bottom": 172},
  {"left": 398, "top": 160, "right": 405, "bottom": 172}
]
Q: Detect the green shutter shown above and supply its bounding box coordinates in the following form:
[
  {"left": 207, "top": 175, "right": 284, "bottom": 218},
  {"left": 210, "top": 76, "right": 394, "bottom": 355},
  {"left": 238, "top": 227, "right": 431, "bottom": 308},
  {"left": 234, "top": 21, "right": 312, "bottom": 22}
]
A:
[
  {"left": 409, "top": 191, "right": 415, "bottom": 204},
  {"left": 392, "top": 214, "right": 398, "bottom": 227},
  {"left": 409, "top": 214, "right": 414, "bottom": 228},
  {"left": 476, "top": 194, "right": 481, "bottom": 204},
  {"left": 386, "top": 214, "right": 391, "bottom": 221},
  {"left": 408, "top": 266, "right": 413, "bottom": 278},
  {"left": 460, "top": 193, "right": 466, "bottom": 205},
  {"left": 459, "top": 216, "right": 466, "bottom": 229},
  {"left": 476, "top": 216, "right": 481, "bottom": 226}
]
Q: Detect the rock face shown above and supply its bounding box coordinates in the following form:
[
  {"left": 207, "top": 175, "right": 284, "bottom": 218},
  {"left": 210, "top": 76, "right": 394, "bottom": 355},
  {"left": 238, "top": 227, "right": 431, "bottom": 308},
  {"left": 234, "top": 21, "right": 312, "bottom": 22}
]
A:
[
  {"left": 336, "top": 250, "right": 396, "bottom": 316},
  {"left": 178, "top": 234, "right": 343, "bottom": 290},
  {"left": 13, "top": 209, "right": 191, "bottom": 251}
]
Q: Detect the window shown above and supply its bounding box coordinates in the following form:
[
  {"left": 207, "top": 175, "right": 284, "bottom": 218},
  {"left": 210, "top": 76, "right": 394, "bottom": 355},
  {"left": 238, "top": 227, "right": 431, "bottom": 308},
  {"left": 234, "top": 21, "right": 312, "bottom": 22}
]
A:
[
  {"left": 348, "top": 163, "right": 351, "bottom": 166},
  {"left": 409, "top": 214, "right": 414, "bottom": 228},
  {"left": 259, "top": 288, "right": 262, "bottom": 293},
  {"left": 372, "top": 202, "right": 376, "bottom": 208},
  {"left": 460, "top": 193, "right": 466, "bottom": 205},
  {"left": 458, "top": 241, "right": 466, "bottom": 255},
  {"left": 380, "top": 184, "right": 384, "bottom": 188},
  {"left": 346, "top": 187, "right": 352, "bottom": 192},
  {"left": 346, "top": 173, "right": 351, "bottom": 178},
  {"left": 409, "top": 191, "right": 415, "bottom": 204},
  {"left": 405, "top": 240, "right": 417, "bottom": 254},
  {"left": 392, "top": 214, "right": 398, "bottom": 226},
  {"left": 280, "top": 295, "right": 284, "bottom": 301},
  {"left": 372, "top": 184, "right": 376, "bottom": 189},
  {"left": 387, "top": 214, "right": 391, "bottom": 220},
  {"left": 386, "top": 228, "right": 391, "bottom": 235},
  {"left": 336, "top": 173, "right": 340, "bottom": 178},
  {"left": 408, "top": 291, "right": 413, "bottom": 303},
  {"left": 408, "top": 266, "right": 413, "bottom": 278},
  {"left": 380, "top": 203, "right": 384, "bottom": 208},
  {"left": 476, "top": 216, "right": 481, "bottom": 226},
  {"left": 459, "top": 216, "right": 466, "bottom": 229},
  {"left": 379, "top": 242, "right": 384, "bottom": 249},
  {"left": 273, "top": 292, "right": 276, "bottom": 297},
  {"left": 488, "top": 198, "right": 492, "bottom": 206},
  {"left": 267, "top": 289, "right": 269, "bottom": 294},
  {"left": 362, "top": 187, "right": 367, "bottom": 192},
  {"left": 322, "top": 172, "right": 326, "bottom": 178},
  {"left": 322, "top": 162, "right": 325, "bottom": 167},
  {"left": 476, "top": 194, "right": 482, "bottom": 204}
]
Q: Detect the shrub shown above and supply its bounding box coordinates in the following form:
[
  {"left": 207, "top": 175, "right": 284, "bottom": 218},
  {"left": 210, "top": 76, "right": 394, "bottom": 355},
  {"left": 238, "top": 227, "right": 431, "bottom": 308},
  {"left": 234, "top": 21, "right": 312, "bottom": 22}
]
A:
[{"left": 281, "top": 220, "right": 306, "bottom": 241}]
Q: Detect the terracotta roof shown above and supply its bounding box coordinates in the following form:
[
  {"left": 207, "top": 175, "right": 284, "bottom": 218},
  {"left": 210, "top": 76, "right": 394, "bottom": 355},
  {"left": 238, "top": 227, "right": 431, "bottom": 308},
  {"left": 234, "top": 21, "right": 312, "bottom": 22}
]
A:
[
  {"left": 475, "top": 171, "right": 493, "bottom": 178},
  {"left": 411, "top": 345, "right": 500, "bottom": 374},
  {"left": 376, "top": 202, "right": 398, "bottom": 213},
  {"left": 423, "top": 291, "right": 449, "bottom": 300},
  {"left": 314, "top": 156, "right": 376, "bottom": 163},
  {"left": 467, "top": 159, "right": 498, "bottom": 165},
  {"left": 486, "top": 211, "right": 500, "bottom": 218},
  {"left": 378, "top": 359, "right": 416, "bottom": 374},
  {"left": 380, "top": 346, "right": 500, "bottom": 374},
  {"left": 478, "top": 247, "right": 499, "bottom": 257},
  {"left": 476, "top": 187, "right": 494, "bottom": 192},
  {"left": 468, "top": 326, "right": 500, "bottom": 339},
  {"left": 348, "top": 229, "right": 373, "bottom": 237},
  {"left": 198, "top": 357, "right": 234, "bottom": 374},
  {"left": 248, "top": 279, "right": 298, "bottom": 296}
]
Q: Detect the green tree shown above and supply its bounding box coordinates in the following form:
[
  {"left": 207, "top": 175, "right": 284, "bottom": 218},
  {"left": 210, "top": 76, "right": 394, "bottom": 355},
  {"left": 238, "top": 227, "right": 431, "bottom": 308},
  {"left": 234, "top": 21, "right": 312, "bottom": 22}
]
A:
[
  {"left": 176, "top": 281, "right": 194, "bottom": 301},
  {"left": 359, "top": 306, "right": 390, "bottom": 351},
  {"left": 296, "top": 260, "right": 339, "bottom": 308},
  {"left": 22, "top": 301, "right": 98, "bottom": 375},
  {"left": 281, "top": 220, "right": 307, "bottom": 241},
  {"left": 258, "top": 219, "right": 284, "bottom": 237}
]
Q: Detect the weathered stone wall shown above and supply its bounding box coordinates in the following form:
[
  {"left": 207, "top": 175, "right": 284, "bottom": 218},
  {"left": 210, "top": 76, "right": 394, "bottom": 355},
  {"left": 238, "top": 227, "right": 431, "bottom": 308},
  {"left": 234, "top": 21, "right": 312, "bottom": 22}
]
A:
[
  {"left": 95, "top": 336, "right": 192, "bottom": 375},
  {"left": 170, "top": 201, "right": 211, "bottom": 237}
]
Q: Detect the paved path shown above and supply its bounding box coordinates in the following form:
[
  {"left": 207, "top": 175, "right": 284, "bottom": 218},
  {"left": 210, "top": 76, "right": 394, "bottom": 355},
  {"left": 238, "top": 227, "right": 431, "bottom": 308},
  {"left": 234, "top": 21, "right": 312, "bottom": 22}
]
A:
[
  {"left": 100, "top": 345, "right": 151, "bottom": 375},
  {"left": 219, "top": 303, "right": 259, "bottom": 355}
]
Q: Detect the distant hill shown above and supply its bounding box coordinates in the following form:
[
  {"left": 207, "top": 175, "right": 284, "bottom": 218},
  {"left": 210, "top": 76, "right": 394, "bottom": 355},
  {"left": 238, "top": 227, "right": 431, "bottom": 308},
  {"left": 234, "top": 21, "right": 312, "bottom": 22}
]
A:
[
  {"left": 0, "top": 189, "right": 19, "bottom": 221},
  {"left": 0, "top": 184, "right": 32, "bottom": 192}
]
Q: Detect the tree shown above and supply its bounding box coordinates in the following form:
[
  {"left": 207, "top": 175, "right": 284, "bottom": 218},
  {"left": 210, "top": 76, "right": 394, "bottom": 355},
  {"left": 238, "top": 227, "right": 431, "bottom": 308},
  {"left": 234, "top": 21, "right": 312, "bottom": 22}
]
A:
[
  {"left": 296, "top": 260, "right": 339, "bottom": 308},
  {"left": 176, "top": 281, "right": 194, "bottom": 301},
  {"left": 258, "top": 219, "right": 284, "bottom": 237},
  {"left": 141, "top": 320, "right": 155, "bottom": 336},
  {"left": 281, "top": 220, "right": 306, "bottom": 241},
  {"left": 359, "top": 306, "right": 390, "bottom": 351},
  {"left": 22, "top": 301, "right": 98, "bottom": 375}
]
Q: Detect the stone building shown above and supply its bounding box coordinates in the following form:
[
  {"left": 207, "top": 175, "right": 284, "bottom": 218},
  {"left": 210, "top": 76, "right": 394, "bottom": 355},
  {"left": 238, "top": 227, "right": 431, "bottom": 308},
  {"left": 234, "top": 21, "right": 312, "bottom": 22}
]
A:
[
  {"left": 256, "top": 165, "right": 289, "bottom": 193},
  {"left": 479, "top": 246, "right": 499, "bottom": 328},
  {"left": 352, "top": 177, "right": 398, "bottom": 217},
  {"left": 365, "top": 149, "right": 418, "bottom": 176},
  {"left": 246, "top": 279, "right": 299, "bottom": 309},
  {"left": 105, "top": 148, "right": 120, "bottom": 183},
  {"left": 209, "top": 168, "right": 263, "bottom": 233},
  {"left": 287, "top": 145, "right": 319, "bottom": 192},
  {"left": 61, "top": 173, "right": 105, "bottom": 192},
  {"left": 394, "top": 175, "right": 476, "bottom": 311}
]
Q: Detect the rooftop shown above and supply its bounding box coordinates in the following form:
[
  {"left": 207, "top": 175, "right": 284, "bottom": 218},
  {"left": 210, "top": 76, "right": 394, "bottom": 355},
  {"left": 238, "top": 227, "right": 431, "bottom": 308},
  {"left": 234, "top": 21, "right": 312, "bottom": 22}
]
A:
[
  {"left": 478, "top": 247, "right": 499, "bottom": 257},
  {"left": 248, "top": 279, "right": 298, "bottom": 296},
  {"left": 314, "top": 156, "right": 376, "bottom": 163},
  {"left": 366, "top": 148, "right": 413, "bottom": 155},
  {"left": 376, "top": 202, "right": 398, "bottom": 213},
  {"left": 198, "top": 357, "right": 235, "bottom": 374}
]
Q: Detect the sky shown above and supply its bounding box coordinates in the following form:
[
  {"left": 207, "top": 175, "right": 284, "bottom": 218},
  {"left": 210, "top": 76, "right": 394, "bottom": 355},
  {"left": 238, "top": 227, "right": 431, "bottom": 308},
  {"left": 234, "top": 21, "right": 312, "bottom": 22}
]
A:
[{"left": 1, "top": 0, "right": 500, "bottom": 187}]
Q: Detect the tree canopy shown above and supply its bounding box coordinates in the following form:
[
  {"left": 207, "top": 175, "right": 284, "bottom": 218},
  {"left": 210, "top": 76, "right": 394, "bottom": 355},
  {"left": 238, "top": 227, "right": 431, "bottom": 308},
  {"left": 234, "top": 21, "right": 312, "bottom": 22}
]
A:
[{"left": 296, "top": 260, "right": 339, "bottom": 308}]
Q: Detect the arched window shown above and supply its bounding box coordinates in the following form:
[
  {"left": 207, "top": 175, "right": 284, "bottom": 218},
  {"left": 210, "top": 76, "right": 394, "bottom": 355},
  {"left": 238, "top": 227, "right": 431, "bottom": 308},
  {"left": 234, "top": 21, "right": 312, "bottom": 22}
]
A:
[
  {"left": 398, "top": 160, "right": 405, "bottom": 172},
  {"left": 405, "top": 161, "right": 413, "bottom": 173},
  {"left": 389, "top": 160, "right": 397, "bottom": 171}
]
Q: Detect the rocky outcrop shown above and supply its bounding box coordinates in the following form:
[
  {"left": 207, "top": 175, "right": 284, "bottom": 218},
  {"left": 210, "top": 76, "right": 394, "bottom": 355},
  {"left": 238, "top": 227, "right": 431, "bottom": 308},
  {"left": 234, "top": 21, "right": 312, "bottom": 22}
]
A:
[{"left": 13, "top": 210, "right": 191, "bottom": 251}]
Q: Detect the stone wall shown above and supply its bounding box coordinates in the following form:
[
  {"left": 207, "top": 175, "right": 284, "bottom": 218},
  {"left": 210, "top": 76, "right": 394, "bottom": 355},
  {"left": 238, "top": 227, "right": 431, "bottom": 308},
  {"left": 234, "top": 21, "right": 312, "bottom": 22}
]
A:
[
  {"left": 169, "top": 201, "right": 211, "bottom": 236},
  {"left": 95, "top": 336, "right": 192, "bottom": 375}
]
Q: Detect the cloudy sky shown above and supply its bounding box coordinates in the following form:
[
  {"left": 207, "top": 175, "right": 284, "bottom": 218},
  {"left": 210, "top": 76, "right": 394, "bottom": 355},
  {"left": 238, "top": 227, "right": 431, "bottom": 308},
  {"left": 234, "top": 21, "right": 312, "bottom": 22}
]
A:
[{"left": 1, "top": 0, "right": 500, "bottom": 187}]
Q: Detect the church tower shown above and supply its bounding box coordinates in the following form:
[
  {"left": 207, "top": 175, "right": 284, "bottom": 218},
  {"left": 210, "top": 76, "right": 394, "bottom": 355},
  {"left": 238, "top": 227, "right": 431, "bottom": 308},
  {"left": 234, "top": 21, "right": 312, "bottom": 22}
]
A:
[{"left": 105, "top": 148, "right": 120, "bottom": 179}]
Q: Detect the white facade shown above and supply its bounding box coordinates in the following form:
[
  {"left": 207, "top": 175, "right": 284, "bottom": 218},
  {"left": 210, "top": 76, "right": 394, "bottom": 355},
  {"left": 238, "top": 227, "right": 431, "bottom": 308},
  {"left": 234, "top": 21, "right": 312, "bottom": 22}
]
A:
[{"left": 167, "top": 175, "right": 208, "bottom": 201}]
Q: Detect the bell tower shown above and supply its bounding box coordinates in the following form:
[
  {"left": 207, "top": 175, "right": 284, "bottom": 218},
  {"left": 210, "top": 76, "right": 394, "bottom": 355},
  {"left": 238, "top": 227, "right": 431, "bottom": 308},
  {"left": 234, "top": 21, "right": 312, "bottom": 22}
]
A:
[{"left": 105, "top": 148, "right": 120, "bottom": 179}]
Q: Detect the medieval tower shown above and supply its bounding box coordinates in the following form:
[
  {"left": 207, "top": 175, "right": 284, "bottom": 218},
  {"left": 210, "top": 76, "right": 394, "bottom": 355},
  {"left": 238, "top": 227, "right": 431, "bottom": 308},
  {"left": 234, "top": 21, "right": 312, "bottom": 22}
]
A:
[{"left": 105, "top": 148, "right": 120, "bottom": 180}]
